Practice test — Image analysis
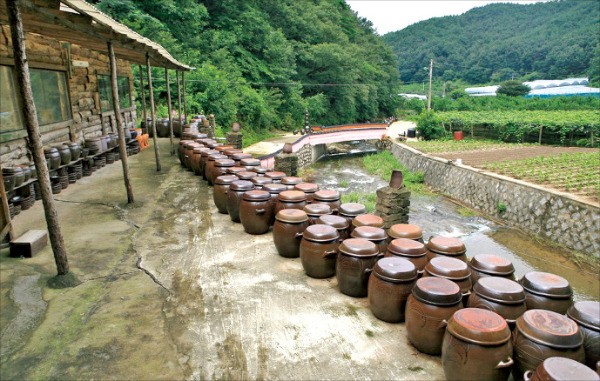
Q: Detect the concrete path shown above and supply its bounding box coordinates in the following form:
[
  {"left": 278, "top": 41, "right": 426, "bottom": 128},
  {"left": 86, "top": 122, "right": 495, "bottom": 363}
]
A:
[{"left": 0, "top": 139, "right": 443, "bottom": 380}]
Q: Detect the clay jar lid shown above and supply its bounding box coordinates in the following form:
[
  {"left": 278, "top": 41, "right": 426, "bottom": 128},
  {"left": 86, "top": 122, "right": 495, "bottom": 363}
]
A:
[
  {"left": 533, "top": 357, "right": 600, "bottom": 381},
  {"left": 313, "top": 189, "right": 340, "bottom": 201},
  {"left": 185, "top": 142, "right": 200, "bottom": 149},
  {"left": 206, "top": 141, "right": 222, "bottom": 149},
  {"left": 473, "top": 276, "right": 525, "bottom": 305},
  {"left": 351, "top": 226, "right": 388, "bottom": 241},
  {"left": 520, "top": 271, "right": 573, "bottom": 298},
  {"left": 236, "top": 171, "right": 258, "bottom": 180},
  {"left": 214, "top": 175, "right": 239, "bottom": 185},
  {"left": 240, "top": 158, "right": 260, "bottom": 167},
  {"left": 224, "top": 149, "right": 243, "bottom": 156},
  {"left": 303, "top": 203, "right": 332, "bottom": 217},
  {"left": 252, "top": 166, "right": 269, "bottom": 175},
  {"left": 387, "top": 238, "right": 427, "bottom": 257},
  {"left": 231, "top": 153, "right": 252, "bottom": 161},
  {"left": 425, "top": 256, "right": 471, "bottom": 281},
  {"left": 469, "top": 254, "right": 515, "bottom": 276},
  {"left": 193, "top": 147, "right": 210, "bottom": 154},
  {"left": 317, "top": 215, "right": 349, "bottom": 229},
  {"left": 567, "top": 301, "right": 600, "bottom": 331},
  {"left": 263, "top": 183, "right": 287, "bottom": 194},
  {"left": 226, "top": 166, "right": 246, "bottom": 175},
  {"left": 281, "top": 176, "right": 303, "bottom": 186},
  {"left": 229, "top": 180, "right": 254, "bottom": 191},
  {"left": 412, "top": 277, "right": 462, "bottom": 306},
  {"left": 338, "top": 203, "right": 366, "bottom": 217},
  {"left": 278, "top": 190, "right": 306, "bottom": 202},
  {"left": 352, "top": 214, "right": 384, "bottom": 228},
  {"left": 208, "top": 153, "right": 227, "bottom": 161},
  {"left": 388, "top": 224, "right": 423, "bottom": 240},
  {"left": 303, "top": 224, "right": 339, "bottom": 242},
  {"left": 426, "top": 236, "right": 466, "bottom": 255},
  {"left": 214, "top": 159, "right": 235, "bottom": 167},
  {"left": 447, "top": 308, "right": 511, "bottom": 345},
  {"left": 200, "top": 149, "right": 219, "bottom": 157},
  {"left": 338, "top": 238, "right": 379, "bottom": 258},
  {"left": 295, "top": 183, "right": 319, "bottom": 193},
  {"left": 374, "top": 257, "right": 418, "bottom": 283},
  {"left": 251, "top": 177, "right": 272, "bottom": 187},
  {"left": 265, "top": 171, "right": 286, "bottom": 181},
  {"left": 179, "top": 140, "right": 191, "bottom": 146},
  {"left": 516, "top": 309, "right": 583, "bottom": 348},
  {"left": 242, "top": 189, "right": 270, "bottom": 202},
  {"left": 276, "top": 209, "right": 309, "bottom": 223},
  {"left": 44, "top": 147, "right": 59, "bottom": 153},
  {"left": 215, "top": 145, "right": 234, "bottom": 152}
]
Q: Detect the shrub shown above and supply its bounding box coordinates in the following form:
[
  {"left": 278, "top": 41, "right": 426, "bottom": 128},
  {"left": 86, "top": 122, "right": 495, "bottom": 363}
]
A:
[{"left": 416, "top": 111, "right": 447, "bottom": 140}]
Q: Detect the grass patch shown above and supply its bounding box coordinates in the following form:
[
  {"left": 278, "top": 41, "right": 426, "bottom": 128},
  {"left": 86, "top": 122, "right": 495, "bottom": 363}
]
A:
[
  {"left": 242, "top": 128, "right": 279, "bottom": 148},
  {"left": 456, "top": 206, "right": 478, "bottom": 218},
  {"left": 338, "top": 179, "right": 349, "bottom": 188},
  {"left": 362, "top": 151, "right": 427, "bottom": 193}
]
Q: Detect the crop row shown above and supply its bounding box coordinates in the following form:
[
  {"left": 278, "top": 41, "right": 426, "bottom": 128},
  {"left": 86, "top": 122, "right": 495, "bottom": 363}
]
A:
[{"left": 406, "top": 139, "right": 533, "bottom": 154}]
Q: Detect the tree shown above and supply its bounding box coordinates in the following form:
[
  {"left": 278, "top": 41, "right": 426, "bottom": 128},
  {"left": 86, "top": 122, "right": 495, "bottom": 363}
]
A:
[{"left": 497, "top": 80, "right": 531, "bottom": 97}]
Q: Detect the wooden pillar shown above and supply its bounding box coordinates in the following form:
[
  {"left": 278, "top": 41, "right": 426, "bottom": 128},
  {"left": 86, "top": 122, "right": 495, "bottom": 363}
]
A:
[
  {"left": 0, "top": 168, "right": 14, "bottom": 245},
  {"left": 146, "top": 53, "right": 161, "bottom": 172},
  {"left": 108, "top": 41, "right": 134, "bottom": 203},
  {"left": 138, "top": 65, "right": 147, "bottom": 131},
  {"left": 182, "top": 71, "right": 187, "bottom": 125},
  {"left": 176, "top": 71, "right": 183, "bottom": 134},
  {"left": 165, "top": 68, "right": 174, "bottom": 155},
  {"left": 6, "top": 0, "right": 69, "bottom": 275}
]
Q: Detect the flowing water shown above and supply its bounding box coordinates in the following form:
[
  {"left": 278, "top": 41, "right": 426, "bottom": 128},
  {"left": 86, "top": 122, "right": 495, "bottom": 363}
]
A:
[{"left": 308, "top": 148, "right": 599, "bottom": 302}]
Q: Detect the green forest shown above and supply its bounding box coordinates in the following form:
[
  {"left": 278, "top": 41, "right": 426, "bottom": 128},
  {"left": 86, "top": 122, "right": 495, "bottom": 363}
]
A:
[
  {"left": 91, "top": 0, "right": 401, "bottom": 132},
  {"left": 383, "top": 0, "right": 600, "bottom": 86}
]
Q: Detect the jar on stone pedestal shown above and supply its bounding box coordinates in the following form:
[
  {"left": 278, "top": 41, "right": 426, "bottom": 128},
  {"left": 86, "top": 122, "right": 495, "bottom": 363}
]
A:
[
  {"left": 368, "top": 257, "right": 417, "bottom": 323},
  {"left": 317, "top": 214, "right": 350, "bottom": 241},
  {"left": 240, "top": 190, "right": 272, "bottom": 235},
  {"left": 303, "top": 203, "right": 332, "bottom": 225},
  {"left": 275, "top": 190, "right": 307, "bottom": 216},
  {"left": 336, "top": 238, "right": 380, "bottom": 297},
  {"left": 385, "top": 238, "right": 428, "bottom": 276},
  {"left": 294, "top": 182, "right": 319, "bottom": 203},
  {"left": 467, "top": 276, "right": 526, "bottom": 328},
  {"left": 387, "top": 223, "right": 424, "bottom": 243},
  {"left": 567, "top": 301, "right": 600, "bottom": 370},
  {"left": 469, "top": 254, "right": 516, "bottom": 284},
  {"left": 273, "top": 209, "right": 310, "bottom": 258},
  {"left": 519, "top": 271, "right": 573, "bottom": 314},
  {"left": 352, "top": 226, "right": 388, "bottom": 255},
  {"left": 213, "top": 175, "right": 238, "bottom": 214},
  {"left": 312, "top": 190, "right": 341, "bottom": 214},
  {"left": 300, "top": 224, "right": 339, "bottom": 279},
  {"left": 426, "top": 236, "right": 467, "bottom": 262},
  {"left": 227, "top": 180, "right": 254, "bottom": 223}
]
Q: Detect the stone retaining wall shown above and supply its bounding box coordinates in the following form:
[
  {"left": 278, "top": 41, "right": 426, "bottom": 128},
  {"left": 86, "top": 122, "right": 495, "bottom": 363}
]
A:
[{"left": 390, "top": 143, "right": 600, "bottom": 256}]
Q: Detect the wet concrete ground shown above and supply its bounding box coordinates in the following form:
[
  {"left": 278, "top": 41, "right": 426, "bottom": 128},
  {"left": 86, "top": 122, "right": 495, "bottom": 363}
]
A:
[{"left": 1, "top": 139, "right": 445, "bottom": 380}]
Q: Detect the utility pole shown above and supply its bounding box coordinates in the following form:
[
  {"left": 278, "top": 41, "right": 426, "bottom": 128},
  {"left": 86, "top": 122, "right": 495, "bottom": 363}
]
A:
[{"left": 427, "top": 59, "right": 433, "bottom": 112}]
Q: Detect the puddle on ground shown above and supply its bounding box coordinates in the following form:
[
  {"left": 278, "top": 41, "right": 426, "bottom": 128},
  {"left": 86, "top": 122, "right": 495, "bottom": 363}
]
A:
[{"left": 309, "top": 153, "right": 599, "bottom": 301}]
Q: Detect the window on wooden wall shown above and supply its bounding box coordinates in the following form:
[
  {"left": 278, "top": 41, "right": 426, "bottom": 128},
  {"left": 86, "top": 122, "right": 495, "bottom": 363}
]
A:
[
  {"left": 29, "top": 68, "right": 72, "bottom": 125},
  {"left": 98, "top": 75, "right": 131, "bottom": 112},
  {"left": 0, "top": 65, "right": 23, "bottom": 132}
]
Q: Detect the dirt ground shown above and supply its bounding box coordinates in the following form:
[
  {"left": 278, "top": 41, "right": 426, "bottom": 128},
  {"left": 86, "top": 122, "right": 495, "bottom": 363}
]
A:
[{"left": 433, "top": 146, "right": 594, "bottom": 166}]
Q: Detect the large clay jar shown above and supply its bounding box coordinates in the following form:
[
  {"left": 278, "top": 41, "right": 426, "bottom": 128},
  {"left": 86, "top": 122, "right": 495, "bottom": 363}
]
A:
[
  {"left": 406, "top": 277, "right": 463, "bottom": 355},
  {"left": 567, "top": 301, "right": 600, "bottom": 369},
  {"left": 215, "top": 145, "right": 235, "bottom": 153},
  {"left": 317, "top": 214, "right": 350, "bottom": 241},
  {"left": 252, "top": 167, "right": 268, "bottom": 176},
  {"left": 199, "top": 149, "right": 219, "bottom": 180},
  {"left": 468, "top": 276, "right": 527, "bottom": 327},
  {"left": 227, "top": 166, "right": 246, "bottom": 176},
  {"left": 281, "top": 176, "right": 303, "bottom": 190},
  {"left": 469, "top": 254, "right": 516, "bottom": 284},
  {"left": 240, "top": 190, "right": 272, "bottom": 235},
  {"left": 338, "top": 203, "right": 366, "bottom": 234},
  {"left": 191, "top": 147, "right": 210, "bottom": 176},
  {"left": 275, "top": 190, "right": 307, "bottom": 216},
  {"left": 227, "top": 180, "right": 254, "bottom": 222},
  {"left": 424, "top": 256, "right": 473, "bottom": 304},
  {"left": 523, "top": 357, "right": 600, "bottom": 381},
  {"left": 351, "top": 226, "right": 388, "bottom": 256},
  {"left": 213, "top": 175, "right": 238, "bottom": 214},
  {"left": 224, "top": 148, "right": 243, "bottom": 157},
  {"left": 336, "top": 238, "right": 380, "bottom": 297},
  {"left": 251, "top": 176, "right": 272, "bottom": 189},
  {"left": 265, "top": 171, "right": 286, "bottom": 183},
  {"left": 442, "top": 308, "right": 514, "bottom": 381},
  {"left": 385, "top": 238, "right": 429, "bottom": 276},
  {"left": 231, "top": 153, "right": 252, "bottom": 166},
  {"left": 240, "top": 158, "right": 261, "bottom": 171},
  {"left": 426, "top": 236, "right": 467, "bottom": 262},
  {"left": 303, "top": 203, "right": 332, "bottom": 225},
  {"left": 387, "top": 223, "right": 424, "bottom": 243},
  {"left": 294, "top": 183, "right": 319, "bottom": 203},
  {"left": 235, "top": 171, "right": 257, "bottom": 182},
  {"left": 312, "top": 190, "right": 341, "bottom": 214},
  {"left": 368, "top": 257, "right": 417, "bottom": 323},
  {"left": 512, "top": 309, "right": 585, "bottom": 381},
  {"left": 184, "top": 142, "right": 200, "bottom": 170},
  {"left": 263, "top": 183, "right": 288, "bottom": 225},
  {"left": 211, "top": 159, "right": 235, "bottom": 185},
  {"left": 178, "top": 140, "right": 192, "bottom": 164},
  {"left": 300, "top": 224, "right": 339, "bottom": 279},
  {"left": 273, "top": 209, "right": 310, "bottom": 258},
  {"left": 520, "top": 271, "right": 573, "bottom": 314},
  {"left": 352, "top": 214, "right": 384, "bottom": 231},
  {"left": 205, "top": 154, "right": 228, "bottom": 185}
]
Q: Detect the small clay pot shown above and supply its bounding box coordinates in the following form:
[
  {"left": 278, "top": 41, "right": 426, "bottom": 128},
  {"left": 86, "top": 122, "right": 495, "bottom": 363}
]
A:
[
  {"left": 213, "top": 175, "right": 238, "bottom": 214},
  {"left": 426, "top": 236, "right": 467, "bottom": 262},
  {"left": 469, "top": 254, "right": 516, "bottom": 284},
  {"left": 300, "top": 224, "right": 340, "bottom": 278},
  {"left": 520, "top": 271, "right": 573, "bottom": 314},
  {"left": 368, "top": 257, "right": 417, "bottom": 322},
  {"left": 567, "top": 301, "right": 600, "bottom": 370},
  {"left": 294, "top": 183, "right": 319, "bottom": 203},
  {"left": 312, "top": 189, "right": 341, "bottom": 214},
  {"left": 523, "top": 357, "right": 600, "bottom": 381},
  {"left": 336, "top": 238, "right": 380, "bottom": 297},
  {"left": 387, "top": 223, "right": 424, "bottom": 243},
  {"left": 227, "top": 180, "right": 254, "bottom": 222},
  {"left": 389, "top": 170, "right": 404, "bottom": 189},
  {"left": 273, "top": 209, "right": 310, "bottom": 258},
  {"left": 303, "top": 203, "right": 332, "bottom": 225},
  {"left": 240, "top": 190, "right": 272, "bottom": 235},
  {"left": 385, "top": 238, "right": 428, "bottom": 276},
  {"left": 468, "top": 276, "right": 526, "bottom": 327},
  {"left": 351, "top": 226, "right": 388, "bottom": 255},
  {"left": 317, "top": 214, "right": 350, "bottom": 241},
  {"left": 274, "top": 190, "right": 307, "bottom": 216},
  {"left": 424, "top": 256, "right": 472, "bottom": 304}
]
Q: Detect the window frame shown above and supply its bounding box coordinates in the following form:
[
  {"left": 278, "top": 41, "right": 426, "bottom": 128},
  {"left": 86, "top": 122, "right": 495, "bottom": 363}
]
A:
[{"left": 97, "top": 72, "right": 134, "bottom": 115}]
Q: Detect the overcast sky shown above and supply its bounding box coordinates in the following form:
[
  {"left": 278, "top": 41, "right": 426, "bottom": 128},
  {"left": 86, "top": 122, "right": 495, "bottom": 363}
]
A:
[{"left": 346, "top": 1, "right": 549, "bottom": 35}]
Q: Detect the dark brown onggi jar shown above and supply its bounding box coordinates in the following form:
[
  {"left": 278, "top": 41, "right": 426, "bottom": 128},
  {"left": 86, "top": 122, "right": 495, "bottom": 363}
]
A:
[
  {"left": 405, "top": 277, "right": 463, "bottom": 355},
  {"left": 385, "top": 238, "right": 428, "bottom": 276},
  {"left": 469, "top": 254, "right": 516, "bottom": 284},
  {"left": 351, "top": 226, "right": 388, "bottom": 255},
  {"left": 184, "top": 142, "right": 200, "bottom": 169},
  {"left": 211, "top": 159, "right": 235, "bottom": 185},
  {"left": 215, "top": 144, "right": 234, "bottom": 153},
  {"left": 240, "top": 158, "right": 261, "bottom": 171},
  {"left": 178, "top": 140, "right": 192, "bottom": 164},
  {"left": 467, "top": 276, "right": 526, "bottom": 327},
  {"left": 273, "top": 209, "right": 310, "bottom": 258},
  {"left": 192, "top": 147, "right": 210, "bottom": 176},
  {"left": 236, "top": 171, "right": 258, "bottom": 181},
  {"left": 275, "top": 190, "right": 307, "bottom": 216},
  {"left": 442, "top": 308, "right": 513, "bottom": 381},
  {"left": 199, "top": 149, "right": 219, "bottom": 180},
  {"left": 317, "top": 215, "right": 350, "bottom": 241},
  {"left": 224, "top": 148, "right": 243, "bottom": 157},
  {"left": 227, "top": 180, "right": 254, "bottom": 223},
  {"left": 294, "top": 183, "right": 319, "bottom": 203},
  {"left": 368, "top": 257, "right": 417, "bottom": 323},
  {"left": 338, "top": 203, "right": 366, "bottom": 234},
  {"left": 300, "top": 224, "right": 339, "bottom": 279},
  {"left": 387, "top": 223, "right": 424, "bottom": 243},
  {"left": 231, "top": 153, "right": 252, "bottom": 166},
  {"left": 352, "top": 214, "right": 384, "bottom": 231},
  {"left": 424, "top": 256, "right": 472, "bottom": 304},
  {"left": 263, "top": 183, "right": 288, "bottom": 225},
  {"left": 265, "top": 171, "right": 286, "bottom": 183},
  {"left": 44, "top": 147, "right": 61, "bottom": 170},
  {"left": 58, "top": 144, "right": 72, "bottom": 165},
  {"left": 336, "top": 238, "right": 380, "bottom": 297},
  {"left": 513, "top": 309, "right": 585, "bottom": 381},
  {"left": 281, "top": 176, "right": 303, "bottom": 190},
  {"left": 226, "top": 166, "right": 246, "bottom": 176},
  {"left": 303, "top": 203, "right": 332, "bottom": 225},
  {"left": 426, "top": 236, "right": 467, "bottom": 262},
  {"left": 312, "top": 190, "right": 341, "bottom": 214},
  {"left": 523, "top": 357, "right": 600, "bottom": 381},
  {"left": 252, "top": 166, "right": 269, "bottom": 176},
  {"left": 239, "top": 190, "right": 272, "bottom": 235},
  {"left": 567, "top": 301, "right": 600, "bottom": 370},
  {"left": 213, "top": 175, "right": 238, "bottom": 214},
  {"left": 251, "top": 177, "right": 272, "bottom": 189},
  {"left": 520, "top": 271, "right": 573, "bottom": 314}
]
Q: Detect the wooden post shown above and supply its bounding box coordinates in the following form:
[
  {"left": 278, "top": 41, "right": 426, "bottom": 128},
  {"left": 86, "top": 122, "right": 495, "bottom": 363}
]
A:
[
  {"left": 146, "top": 53, "right": 161, "bottom": 172},
  {"left": 138, "top": 65, "right": 147, "bottom": 131},
  {"left": 182, "top": 70, "right": 187, "bottom": 125},
  {"left": 176, "top": 71, "right": 183, "bottom": 134},
  {"left": 165, "top": 68, "right": 174, "bottom": 155},
  {"left": 0, "top": 168, "right": 14, "bottom": 245},
  {"left": 538, "top": 126, "right": 543, "bottom": 145},
  {"left": 108, "top": 41, "right": 134, "bottom": 203},
  {"left": 6, "top": 0, "right": 69, "bottom": 275}
]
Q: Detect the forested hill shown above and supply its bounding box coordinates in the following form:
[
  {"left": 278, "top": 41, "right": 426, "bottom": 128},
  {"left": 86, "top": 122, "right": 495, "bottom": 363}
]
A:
[
  {"left": 383, "top": 0, "right": 600, "bottom": 85},
  {"left": 91, "top": 0, "right": 400, "bottom": 129}
]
